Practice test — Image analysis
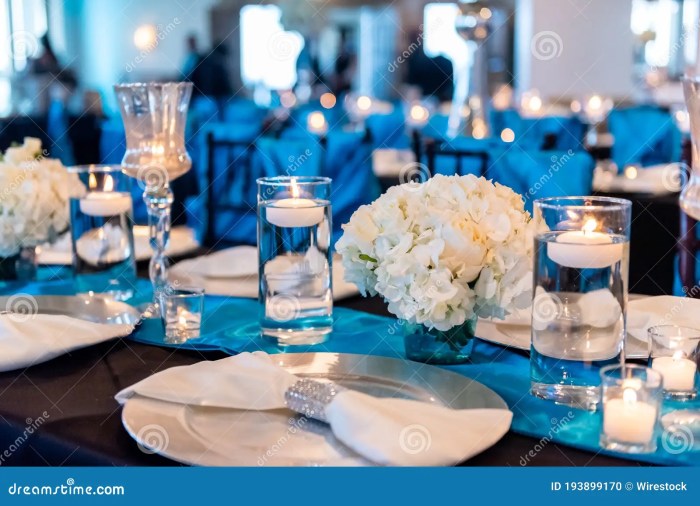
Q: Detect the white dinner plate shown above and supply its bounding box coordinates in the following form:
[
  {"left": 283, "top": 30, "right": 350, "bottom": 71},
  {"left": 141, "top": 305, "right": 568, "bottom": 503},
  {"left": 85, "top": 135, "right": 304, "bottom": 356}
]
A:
[
  {"left": 121, "top": 352, "right": 507, "bottom": 466},
  {"left": 476, "top": 294, "right": 655, "bottom": 359},
  {"left": 0, "top": 294, "right": 140, "bottom": 325},
  {"left": 37, "top": 226, "right": 200, "bottom": 265},
  {"left": 169, "top": 250, "right": 360, "bottom": 300}
]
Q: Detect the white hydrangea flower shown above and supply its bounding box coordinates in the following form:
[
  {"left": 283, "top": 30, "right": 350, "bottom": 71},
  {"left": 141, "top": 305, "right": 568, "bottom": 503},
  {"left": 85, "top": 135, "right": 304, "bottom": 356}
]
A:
[
  {"left": 0, "top": 138, "right": 73, "bottom": 256},
  {"left": 336, "top": 174, "right": 534, "bottom": 330}
]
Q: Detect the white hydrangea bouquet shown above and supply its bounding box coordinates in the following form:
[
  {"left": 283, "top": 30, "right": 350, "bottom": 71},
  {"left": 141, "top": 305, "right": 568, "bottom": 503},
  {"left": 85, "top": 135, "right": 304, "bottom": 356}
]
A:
[
  {"left": 0, "top": 138, "right": 72, "bottom": 277},
  {"left": 336, "top": 174, "right": 534, "bottom": 364}
]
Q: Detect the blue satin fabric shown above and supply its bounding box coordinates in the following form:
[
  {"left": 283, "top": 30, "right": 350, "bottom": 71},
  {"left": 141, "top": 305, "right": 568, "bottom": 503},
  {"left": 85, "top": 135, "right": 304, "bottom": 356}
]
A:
[
  {"left": 608, "top": 106, "right": 681, "bottom": 169},
  {"left": 8, "top": 273, "right": 695, "bottom": 466}
]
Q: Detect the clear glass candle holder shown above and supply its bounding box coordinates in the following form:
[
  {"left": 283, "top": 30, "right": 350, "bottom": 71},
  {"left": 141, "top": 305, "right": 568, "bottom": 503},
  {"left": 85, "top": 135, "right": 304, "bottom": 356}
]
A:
[
  {"left": 69, "top": 165, "right": 137, "bottom": 301},
  {"left": 159, "top": 287, "right": 204, "bottom": 343},
  {"left": 531, "top": 197, "right": 631, "bottom": 411},
  {"left": 257, "top": 176, "right": 333, "bottom": 346},
  {"left": 600, "top": 364, "right": 663, "bottom": 454},
  {"left": 648, "top": 325, "right": 700, "bottom": 401}
]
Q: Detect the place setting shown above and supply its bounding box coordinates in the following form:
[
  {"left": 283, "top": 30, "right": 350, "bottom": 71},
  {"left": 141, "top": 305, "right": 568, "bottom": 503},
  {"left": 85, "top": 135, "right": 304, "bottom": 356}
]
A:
[{"left": 3, "top": 1, "right": 700, "bottom": 485}]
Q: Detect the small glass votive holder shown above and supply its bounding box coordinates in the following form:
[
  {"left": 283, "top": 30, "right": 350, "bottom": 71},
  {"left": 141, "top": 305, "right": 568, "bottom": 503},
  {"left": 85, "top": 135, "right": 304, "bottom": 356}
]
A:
[
  {"left": 257, "top": 176, "right": 333, "bottom": 346},
  {"left": 648, "top": 325, "right": 700, "bottom": 401},
  {"left": 159, "top": 287, "right": 204, "bottom": 343},
  {"left": 599, "top": 364, "right": 663, "bottom": 454},
  {"left": 69, "top": 165, "right": 137, "bottom": 301}
]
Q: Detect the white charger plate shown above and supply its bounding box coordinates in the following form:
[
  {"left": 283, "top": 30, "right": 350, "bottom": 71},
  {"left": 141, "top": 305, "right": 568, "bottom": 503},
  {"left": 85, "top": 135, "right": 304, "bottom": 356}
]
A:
[
  {"left": 121, "top": 352, "right": 507, "bottom": 466},
  {"left": 0, "top": 294, "right": 140, "bottom": 325},
  {"left": 38, "top": 226, "right": 200, "bottom": 265},
  {"left": 476, "top": 294, "right": 659, "bottom": 359},
  {"left": 168, "top": 249, "right": 360, "bottom": 300}
]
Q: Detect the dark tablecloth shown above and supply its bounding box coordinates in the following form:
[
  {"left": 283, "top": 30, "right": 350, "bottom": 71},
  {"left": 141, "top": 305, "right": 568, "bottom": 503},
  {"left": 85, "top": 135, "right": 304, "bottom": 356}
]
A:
[{"left": 0, "top": 294, "right": 640, "bottom": 467}]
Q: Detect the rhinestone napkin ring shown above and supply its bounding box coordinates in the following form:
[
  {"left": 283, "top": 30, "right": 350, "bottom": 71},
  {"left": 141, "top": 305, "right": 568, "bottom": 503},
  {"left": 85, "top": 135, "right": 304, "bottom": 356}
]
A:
[{"left": 284, "top": 379, "right": 345, "bottom": 423}]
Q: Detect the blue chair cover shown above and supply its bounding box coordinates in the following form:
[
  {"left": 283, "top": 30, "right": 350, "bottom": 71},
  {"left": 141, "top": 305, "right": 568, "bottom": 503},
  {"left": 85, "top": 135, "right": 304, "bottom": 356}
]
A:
[
  {"left": 608, "top": 105, "right": 681, "bottom": 168},
  {"left": 222, "top": 99, "right": 266, "bottom": 137},
  {"left": 46, "top": 99, "right": 74, "bottom": 165},
  {"left": 366, "top": 110, "right": 410, "bottom": 149},
  {"left": 321, "top": 131, "right": 381, "bottom": 244},
  {"left": 490, "top": 109, "right": 586, "bottom": 151},
  {"left": 420, "top": 113, "right": 450, "bottom": 140},
  {"left": 488, "top": 144, "right": 595, "bottom": 213}
]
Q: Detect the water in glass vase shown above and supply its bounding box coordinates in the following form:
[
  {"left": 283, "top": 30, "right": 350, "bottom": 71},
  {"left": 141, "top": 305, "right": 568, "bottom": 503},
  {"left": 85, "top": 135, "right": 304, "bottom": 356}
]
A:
[
  {"left": 70, "top": 196, "right": 137, "bottom": 301},
  {"left": 530, "top": 231, "right": 629, "bottom": 411},
  {"left": 258, "top": 200, "right": 333, "bottom": 345}
]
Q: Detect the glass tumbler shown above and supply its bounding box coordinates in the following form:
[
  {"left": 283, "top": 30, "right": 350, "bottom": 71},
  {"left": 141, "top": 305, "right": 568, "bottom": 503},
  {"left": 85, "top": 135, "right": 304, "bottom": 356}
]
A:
[
  {"left": 257, "top": 176, "right": 332, "bottom": 346},
  {"left": 69, "top": 165, "right": 136, "bottom": 300},
  {"left": 600, "top": 364, "right": 663, "bottom": 454},
  {"left": 648, "top": 325, "right": 700, "bottom": 401},
  {"left": 531, "top": 196, "right": 631, "bottom": 410}
]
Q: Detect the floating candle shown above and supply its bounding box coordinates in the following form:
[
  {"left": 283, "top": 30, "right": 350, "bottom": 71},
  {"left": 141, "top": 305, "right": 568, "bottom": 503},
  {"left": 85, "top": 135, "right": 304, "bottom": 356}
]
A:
[
  {"left": 266, "top": 179, "right": 324, "bottom": 228},
  {"left": 79, "top": 175, "right": 132, "bottom": 217},
  {"left": 603, "top": 387, "right": 657, "bottom": 444},
  {"left": 547, "top": 218, "right": 623, "bottom": 269},
  {"left": 652, "top": 351, "right": 697, "bottom": 392}
]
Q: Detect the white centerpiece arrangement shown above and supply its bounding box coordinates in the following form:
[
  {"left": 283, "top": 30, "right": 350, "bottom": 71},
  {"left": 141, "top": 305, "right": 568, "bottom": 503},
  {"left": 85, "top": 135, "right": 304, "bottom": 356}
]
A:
[
  {"left": 336, "top": 174, "right": 534, "bottom": 364},
  {"left": 0, "top": 138, "right": 72, "bottom": 278}
]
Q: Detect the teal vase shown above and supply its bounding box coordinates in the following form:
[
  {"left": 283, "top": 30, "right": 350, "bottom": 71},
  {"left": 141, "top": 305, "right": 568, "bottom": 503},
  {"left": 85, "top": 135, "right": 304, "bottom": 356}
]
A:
[{"left": 403, "top": 317, "right": 477, "bottom": 365}]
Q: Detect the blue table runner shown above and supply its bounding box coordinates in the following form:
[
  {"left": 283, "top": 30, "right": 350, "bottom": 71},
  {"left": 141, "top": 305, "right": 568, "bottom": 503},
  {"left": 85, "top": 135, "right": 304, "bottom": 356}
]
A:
[{"left": 6, "top": 274, "right": 699, "bottom": 466}]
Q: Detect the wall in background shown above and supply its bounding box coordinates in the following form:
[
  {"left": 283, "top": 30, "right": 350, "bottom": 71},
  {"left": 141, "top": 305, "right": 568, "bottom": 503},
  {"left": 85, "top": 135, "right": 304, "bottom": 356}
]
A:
[
  {"left": 515, "top": 0, "right": 635, "bottom": 100},
  {"left": 61, "top": 0, "right": 218, "bottom": 109}
]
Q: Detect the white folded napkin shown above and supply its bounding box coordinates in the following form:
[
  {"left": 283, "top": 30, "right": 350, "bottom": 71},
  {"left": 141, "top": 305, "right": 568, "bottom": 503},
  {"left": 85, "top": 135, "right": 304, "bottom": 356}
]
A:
[
  {"left": 169, "top": 247, "right": 360, "bottom": 300},
  {"left": 0, "top": 314, "right": 134, "bottom": 372},
  {"left": 173, "top": 246, "right": 257, "bottom": 278},
  {"left": 116, "top": 352, "right": 512, "bottom": 466}
]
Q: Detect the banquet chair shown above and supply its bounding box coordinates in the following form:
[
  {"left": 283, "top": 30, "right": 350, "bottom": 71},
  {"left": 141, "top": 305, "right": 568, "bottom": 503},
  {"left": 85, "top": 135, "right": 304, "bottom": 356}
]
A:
[
  {"left": 200, "top": 131, "right": 263, "bottom": 247},
  {"left": 677, "top": 211, "right": 699, "bottom": 297},
  {"left": 488, "top": 145, "right": 595, "bottom": 213},
  {"left": 424, "top": 137, "right": 492, "bottom": 177},
  {"left": 675, "top": 139, "right": 700, "bottom": 297},
  {"left": 607, "top": 105, "right": 681, "bottom": 168},
  {"left": 365, "top": 110, "right": 410, "bottom": 149},
  {"left": 67, "top": 114, "right": 102, "bottom": 165},
  {"left": 46, "top": 99, "right": 75, "bottom": 165},
  {"left": 490, "top": 109, "right": 586, "bottom": 152},
  {"left": 321, "top": 131, "right": 381, "bottom": 243}
]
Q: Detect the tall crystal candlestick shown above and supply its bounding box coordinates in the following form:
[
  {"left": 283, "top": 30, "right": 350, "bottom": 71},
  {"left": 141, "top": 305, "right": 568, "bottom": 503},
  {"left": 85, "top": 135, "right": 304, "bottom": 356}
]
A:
[{"left": 114, "top": 82, "right": 193, "bottom": 315}]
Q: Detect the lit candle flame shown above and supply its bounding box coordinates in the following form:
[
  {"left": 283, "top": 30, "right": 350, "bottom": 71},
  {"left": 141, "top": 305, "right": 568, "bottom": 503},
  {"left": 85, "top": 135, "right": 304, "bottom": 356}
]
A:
[
  {"left": 88, "top": 173, "right": 97, "bottom": 190},
  {"left": 409, "top": 104, "right": 429, "bottom": 122},
  {"left": 582, "top": 218, "right": 598, "bottom": 234},
  {"left": 356, "top": 96, "right": 372, "bottom": 111},
  {"left": 622, "top": 387, "right": 637, "bottom": 404},
  {"left": 588, "top": 95, "right": 602, "bottom": 111},
  {"left": 291, "top": 178, "right": 300, "bottom": 199},
  {"left": 308, "top": 111, "right": 326, "bottom": 130},
  {"left": 672, "top": 349, "right": 685, "bottom": 361},
  {"left": 104, "top": 174, "right": 114, "bottom": 192}
]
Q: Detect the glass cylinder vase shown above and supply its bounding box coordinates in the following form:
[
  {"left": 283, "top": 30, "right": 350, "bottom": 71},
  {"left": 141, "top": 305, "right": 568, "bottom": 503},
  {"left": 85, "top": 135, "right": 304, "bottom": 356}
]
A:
[
  {"left": 257, "top": 176, "right": 333, "bottom": 346},
  {"left": 531, "top": 196, "right": 631, "bottom": 411},
  {"left": 403, "top": 317, "right": 477, "bottom": 365}
]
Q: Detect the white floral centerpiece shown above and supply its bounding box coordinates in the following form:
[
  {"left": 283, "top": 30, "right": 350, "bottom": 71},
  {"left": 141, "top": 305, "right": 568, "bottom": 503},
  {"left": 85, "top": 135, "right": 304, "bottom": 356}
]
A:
[
  {"left": 0, "top": 138, "right": 72, "bottom": 278},
  {"left": 336, "top": 174, "right": 534, "bottom": 364}
]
